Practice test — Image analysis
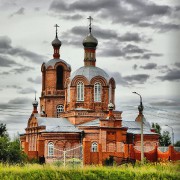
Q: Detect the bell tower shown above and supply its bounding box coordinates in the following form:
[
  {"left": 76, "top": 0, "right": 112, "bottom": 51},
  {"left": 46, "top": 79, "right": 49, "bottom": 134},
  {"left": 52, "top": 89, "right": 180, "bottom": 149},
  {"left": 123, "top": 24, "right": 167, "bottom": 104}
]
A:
[{"left": 40, "top": 24, "right": 71, "bottom": 117}]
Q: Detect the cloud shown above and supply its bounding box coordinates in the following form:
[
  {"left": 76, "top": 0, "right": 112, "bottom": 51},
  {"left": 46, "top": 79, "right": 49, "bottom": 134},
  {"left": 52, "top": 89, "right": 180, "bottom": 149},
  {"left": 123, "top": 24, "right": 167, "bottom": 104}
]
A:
[
  {"left": 123, "top": 74, "right": 150, "bottom": 84},
  {"left": 0, "top": 55, "right": 18, "bottom": 67},
  {"left": 8, "top": 97, "right": 32, "bottom": 105},
  {"left": 157, "top": 69, "right": 180, "bottom": 81},
  {"left": 18, "top": 88, "right": 35, "bottom": 94},
  {"left": 9, "top": 7, "right": 25, "bottom": 17},
  {"left": 49, "top": 0, "right": 179, "bottom": 32},
  {"left": 175, "top": 62, "right": 180, "bottom": 68},
  {"left": 0, "top": 36, "right": 46, "bottom": 64},
  {"left": 64, "top": 26, "right": 151, "bottom": 43},
  {"left": 107, "top": 71, "right": 149, "bottom": 86},
  {"left": 149, "top": 100, "right": 180, "bottom": 107},
  {"left": 99, "top": 43, "right": 162, "bottom": 59},
  {"left": 61, "top": 14, "right": 83, "bottom": 20},
  {"left": 133, "top": 64, "right": 138, "bottom": 70},
  {"left": 6, "top": 85, "right": 22, "bottom": 90},
  {"left": 11, "top": 66, "right": 34, "bottom": 74},
  {"left": 140, "top": 63, "right": 157, "bottom": 70},
  {"left": 27, "top": 76, "right": 41, "bottom": 84}
]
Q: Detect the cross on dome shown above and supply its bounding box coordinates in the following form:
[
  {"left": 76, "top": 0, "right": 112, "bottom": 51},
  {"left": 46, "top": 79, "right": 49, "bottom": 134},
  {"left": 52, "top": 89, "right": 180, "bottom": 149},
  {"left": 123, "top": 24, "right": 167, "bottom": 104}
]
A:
[
  {"left": 54, "top": 24, "right": 59, "bottom": 38},
  {"left": 87, "top": 16, "right": 93, "bottom": 33}
]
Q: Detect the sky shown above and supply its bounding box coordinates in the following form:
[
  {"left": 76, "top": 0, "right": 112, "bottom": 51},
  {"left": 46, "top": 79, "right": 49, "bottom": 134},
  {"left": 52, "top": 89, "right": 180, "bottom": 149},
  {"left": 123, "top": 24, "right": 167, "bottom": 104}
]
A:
[{"left": 0, "top": 0, "right": 180, "bottom": 142}]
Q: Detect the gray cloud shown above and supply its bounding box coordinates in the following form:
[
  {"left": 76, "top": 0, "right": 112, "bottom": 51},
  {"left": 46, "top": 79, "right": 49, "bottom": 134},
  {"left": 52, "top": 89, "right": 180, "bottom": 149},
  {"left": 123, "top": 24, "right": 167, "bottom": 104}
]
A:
[
  {"left": 0, "top": 36, "right": 46, "bottom": 64},
  {"left": 157, "top": 69, "right": 180, "bottom": 81},
  {"left": 61, "top": 14, "right": 83, "bottom": 20},
  {"left": 175, "top": 62, "right": 180, "bottom": 68},
  {"left": 108, "top": 71, "right": 149, "bottom": 86},
  {"left": 6, "top": 85, "right": 22, "bottom": 90},
  {"left": 133, "top": 64, "right": 138, "bottom": 70},
  {"left": 0, "top": 55, "right": 18, "bottom": 67},
  {"left": 27, "top": 76, "right": 41, "bottom": 84},
  {"left": 123, "top": 74, "right": 150, "bottom": 84},
  {"left": 18, "top": 88, "right": 35, "bottom": 94},
  {"left": 49, "top": 0, "right": 179, "bottom": 32},
  {"left": 11, "top": 66, "right": 34, "bottom": 74},
  {"left": 8, "top": 97, "right": 32, "bottom": 105},
  {"left": 9, "top": 7, "right": 25, "bottom": 17},
  {"left": 140, "top": 63, "right": 157, "bottom": 70},
  {"left": 99, "top": 44, "right": 162, "bottom": 60},
  {"left": 64, "top": 26, "right": 151, "bottom": 43},
  {"left": 150, "top": 100, "right": 180, "bottom": 107}
]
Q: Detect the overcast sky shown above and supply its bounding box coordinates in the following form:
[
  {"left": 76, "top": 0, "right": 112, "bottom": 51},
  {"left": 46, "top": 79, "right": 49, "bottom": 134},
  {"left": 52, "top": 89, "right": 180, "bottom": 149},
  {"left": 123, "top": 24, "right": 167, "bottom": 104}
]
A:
[{"left": 0, "top": 0, "right": 180, "bottom": 142}]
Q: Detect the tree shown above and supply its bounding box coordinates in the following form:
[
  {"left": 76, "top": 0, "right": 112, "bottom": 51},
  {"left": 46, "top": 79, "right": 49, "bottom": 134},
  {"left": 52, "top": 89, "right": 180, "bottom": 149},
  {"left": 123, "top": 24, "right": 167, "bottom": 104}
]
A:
[
  {"left": 152, "top": 123, "right": 171, "bottom": 146},
  {"left": 0, "top": 123, "right": 27, "bottom": 164},
  {"left": 174, "top": 141, "right": 180, "bottom": 147}
]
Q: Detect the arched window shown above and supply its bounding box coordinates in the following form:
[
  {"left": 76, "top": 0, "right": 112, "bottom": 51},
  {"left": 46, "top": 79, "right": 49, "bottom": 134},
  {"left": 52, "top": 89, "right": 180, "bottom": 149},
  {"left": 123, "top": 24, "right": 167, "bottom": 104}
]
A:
[
  {"left": 77, "top": 81, "right": 84, "bottom": 101},
  {"left": 91, "top": 142, "right": 98, "bottom": 152},
  {"left": 57, "top": 104, "right": 64, "bottom": 114},
  {"left": 67, "top": 83, "right": 70, "bottom": 103},
  {"left": 56, "top": 66, "right": 63, "bottom": 90},
  {"left": 94, "top": 82, "right": 101, "bottom": 102},
  {"left": 109, "top": 84, "right": 112, "bottom": 103},
  {"left": 48, "top": 142, "right": 54, "bottom": 156}
]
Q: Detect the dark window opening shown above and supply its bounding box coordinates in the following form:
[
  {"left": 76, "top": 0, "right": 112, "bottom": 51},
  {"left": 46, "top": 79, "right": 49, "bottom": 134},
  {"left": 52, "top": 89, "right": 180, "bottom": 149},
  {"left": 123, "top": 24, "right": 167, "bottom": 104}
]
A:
[{"left": 56, "top": 66, "right": 63, "bottom": 90}]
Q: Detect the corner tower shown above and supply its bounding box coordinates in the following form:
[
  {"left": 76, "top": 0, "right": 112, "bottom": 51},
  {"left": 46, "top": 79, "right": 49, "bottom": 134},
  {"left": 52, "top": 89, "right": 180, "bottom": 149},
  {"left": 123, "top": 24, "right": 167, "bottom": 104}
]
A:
[{"left": 40, "top": 24, "right": 71, "bottom": 117}]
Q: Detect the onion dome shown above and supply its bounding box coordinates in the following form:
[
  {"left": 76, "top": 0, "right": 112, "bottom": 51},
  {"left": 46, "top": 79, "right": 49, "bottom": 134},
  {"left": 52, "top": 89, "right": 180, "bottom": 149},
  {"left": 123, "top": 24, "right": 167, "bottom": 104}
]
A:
[
  {"left": 32, "top": 99, "right": 38, "bottom": 106},
  {"left": 52, "top": 37, "right": 61, "bottom": 47},
  {"left": 108, "top": 102, "right": 114, "bottom": 110},
  {"left": 83, "top": 33, "right": 98, "bottom": 48}
]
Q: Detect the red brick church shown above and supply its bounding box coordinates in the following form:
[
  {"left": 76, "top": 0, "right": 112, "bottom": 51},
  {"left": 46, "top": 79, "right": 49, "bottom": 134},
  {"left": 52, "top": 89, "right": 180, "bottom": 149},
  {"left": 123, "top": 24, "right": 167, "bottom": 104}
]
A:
[{"left": 20, "top": 19, "right": 161, "bottom": 164}]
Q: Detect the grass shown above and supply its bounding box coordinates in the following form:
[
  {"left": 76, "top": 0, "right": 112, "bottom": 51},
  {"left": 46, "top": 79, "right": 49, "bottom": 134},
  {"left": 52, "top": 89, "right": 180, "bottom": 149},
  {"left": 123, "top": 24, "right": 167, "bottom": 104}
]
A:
[{"left": 0, "top": 161, "right": 179, "bottom": 180}]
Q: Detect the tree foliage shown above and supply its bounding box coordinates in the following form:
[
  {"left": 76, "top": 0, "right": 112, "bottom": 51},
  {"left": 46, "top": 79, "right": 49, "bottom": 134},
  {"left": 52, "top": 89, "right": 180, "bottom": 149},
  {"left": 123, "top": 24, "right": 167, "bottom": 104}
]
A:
[
  {"left": 152, "top": 123, "right": 171, "bottom": 146},
  {"left": 0, "top": 123, "right": 27, "bottom": 164},
  {"left": 174, "top": 141, "right": 180, "bottom": 147}
]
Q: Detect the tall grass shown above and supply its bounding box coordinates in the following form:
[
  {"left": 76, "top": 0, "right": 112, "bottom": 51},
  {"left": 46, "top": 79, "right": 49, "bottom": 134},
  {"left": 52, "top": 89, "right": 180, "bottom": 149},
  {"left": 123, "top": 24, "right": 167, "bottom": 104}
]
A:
[{"left": 0, "top": 161, "right": 179, "bottom": 180}]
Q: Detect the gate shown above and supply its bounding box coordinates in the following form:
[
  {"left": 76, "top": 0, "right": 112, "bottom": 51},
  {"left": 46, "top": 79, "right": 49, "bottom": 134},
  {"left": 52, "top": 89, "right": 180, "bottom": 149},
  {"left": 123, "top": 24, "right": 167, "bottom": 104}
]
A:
[{"left": 53, "top": 144, "right": 83, "bottom": 167}]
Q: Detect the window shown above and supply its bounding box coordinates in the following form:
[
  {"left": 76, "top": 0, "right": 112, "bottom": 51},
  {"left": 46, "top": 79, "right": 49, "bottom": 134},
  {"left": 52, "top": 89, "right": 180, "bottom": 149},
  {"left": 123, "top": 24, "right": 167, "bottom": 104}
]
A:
[
  {"left": 94, "top": 82, "right": 101, "bottom": 102},
  {"left": 48, "top": 142, "right": 54, "bottom": 156},
  {"left": 109, "top": 84, "right": 112, "bottom": 103},
  {"left": 91, "top": 142, "right": 98, "bottom": 152},
  {"left": 67, "top": 83, "right": 70, "bottom": 103},
  {"left": 77, "top": 82, "right": 84, "bottom": 101},
  {"left": 56, "top": 66, "right": 63, "bottom": 90},
  {"left": 57, "top": 104, "right": 64, "bottom": 114}
]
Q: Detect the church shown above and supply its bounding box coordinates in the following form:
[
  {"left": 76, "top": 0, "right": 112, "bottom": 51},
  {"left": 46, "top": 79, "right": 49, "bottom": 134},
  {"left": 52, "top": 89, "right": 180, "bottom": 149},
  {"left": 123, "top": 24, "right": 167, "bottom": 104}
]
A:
[{"left": 20, "top": 18, "right": 159, "bottom": 164}]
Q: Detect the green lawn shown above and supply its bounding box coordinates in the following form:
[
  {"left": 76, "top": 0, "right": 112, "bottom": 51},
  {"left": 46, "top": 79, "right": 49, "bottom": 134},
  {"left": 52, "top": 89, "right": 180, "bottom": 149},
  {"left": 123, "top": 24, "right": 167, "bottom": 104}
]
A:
[{"left": 0, "top": 162, "right": 179, "bottom": 180}]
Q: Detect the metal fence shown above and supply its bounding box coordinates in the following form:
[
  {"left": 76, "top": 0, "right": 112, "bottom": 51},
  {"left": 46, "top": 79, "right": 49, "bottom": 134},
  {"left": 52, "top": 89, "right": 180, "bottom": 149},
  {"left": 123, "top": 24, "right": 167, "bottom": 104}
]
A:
[{"left": 53, "top": 144, "right": 83, "bottom": 167}]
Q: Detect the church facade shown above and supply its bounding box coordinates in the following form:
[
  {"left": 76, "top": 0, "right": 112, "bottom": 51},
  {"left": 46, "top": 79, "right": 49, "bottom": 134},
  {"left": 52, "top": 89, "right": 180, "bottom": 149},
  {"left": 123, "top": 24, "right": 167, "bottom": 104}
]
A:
[{"left": 20, "top": 20, "right": 160, "bottom": 164}]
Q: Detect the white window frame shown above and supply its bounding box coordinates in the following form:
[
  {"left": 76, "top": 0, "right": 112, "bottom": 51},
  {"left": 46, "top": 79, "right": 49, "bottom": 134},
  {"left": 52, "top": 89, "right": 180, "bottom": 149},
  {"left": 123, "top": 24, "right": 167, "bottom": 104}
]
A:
[
  {"left": 57, "top": 104, "right": 64, "bottom": 114},
  {"left": 91, "top": 142, "right": 98, "bottom": 152},
  {"left": 77, "top": 81, "right": 84, "bottom": 101},
  {"left": 94, "top": 82, "right": 101, "bottom": 102},
  {"left": 48, "top": 142, "right": 54, "bottom": 156}
]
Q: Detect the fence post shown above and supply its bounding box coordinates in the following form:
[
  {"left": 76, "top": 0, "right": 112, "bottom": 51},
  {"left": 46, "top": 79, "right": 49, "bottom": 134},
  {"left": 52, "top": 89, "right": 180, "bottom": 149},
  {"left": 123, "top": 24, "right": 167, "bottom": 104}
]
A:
[{"left": 63, "top": 150, "right": 66, "bottom": 167}]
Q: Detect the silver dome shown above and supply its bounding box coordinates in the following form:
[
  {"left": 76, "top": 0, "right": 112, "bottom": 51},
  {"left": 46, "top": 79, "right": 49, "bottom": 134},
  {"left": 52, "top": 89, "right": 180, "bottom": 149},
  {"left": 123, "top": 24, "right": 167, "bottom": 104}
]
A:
[
  {"left": 52, "top": 37, "right": 61, "bottom": 47},
  {"left": 45, "top": 59, "right": 71, "bottom": 70},
  {"left": 83, "top": 33, "right": 98, "bottom": 47},
  {"left": 71, "top": 66, "right": 110, "bottom": 82},
  {"left": 32, "top": 100, "right": 38, "bottom": 106}
]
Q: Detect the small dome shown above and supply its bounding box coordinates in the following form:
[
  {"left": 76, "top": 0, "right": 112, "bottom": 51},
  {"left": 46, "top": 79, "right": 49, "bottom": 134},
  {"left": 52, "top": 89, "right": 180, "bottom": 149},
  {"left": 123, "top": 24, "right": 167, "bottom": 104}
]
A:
[
  {"left": 108, "top": 102, "right": 114, "bottom": 110},
  {"left": 52, "top": 37, "right": 61, "bottom": 47},
  {"left": 32, "top": 100, "right": 38, "bottom": 106},
  {"left": 83, "top": 33, "right": 98, "bottom": 48},
  {"left": 70, "top": 66, "right": 110, "bottom": 82}
]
